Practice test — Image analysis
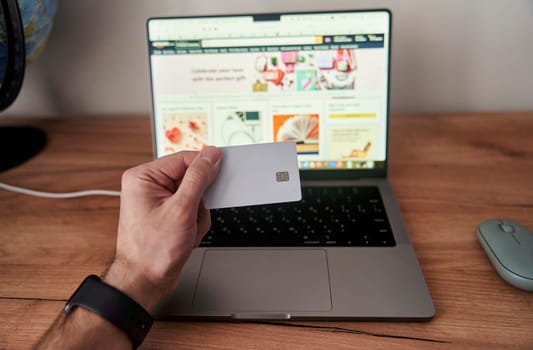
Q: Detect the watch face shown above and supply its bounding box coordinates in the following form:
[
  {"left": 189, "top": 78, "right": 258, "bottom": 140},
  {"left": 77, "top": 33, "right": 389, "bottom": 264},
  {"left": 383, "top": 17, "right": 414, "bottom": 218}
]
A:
[{"left": 64, "top": 275, "right": 99, "bottom": 314}]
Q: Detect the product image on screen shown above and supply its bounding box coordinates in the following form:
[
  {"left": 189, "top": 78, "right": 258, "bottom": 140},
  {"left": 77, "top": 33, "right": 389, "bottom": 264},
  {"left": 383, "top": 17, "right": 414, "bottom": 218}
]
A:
[{"left": 273, "top": 114, "right": 319, "bottom": 155}]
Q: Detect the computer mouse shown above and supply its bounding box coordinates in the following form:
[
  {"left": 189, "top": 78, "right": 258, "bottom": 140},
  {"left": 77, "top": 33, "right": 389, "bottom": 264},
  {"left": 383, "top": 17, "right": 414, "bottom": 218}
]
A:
[{"left": 477, "top": 219, "right": 533, "bottom": 291}]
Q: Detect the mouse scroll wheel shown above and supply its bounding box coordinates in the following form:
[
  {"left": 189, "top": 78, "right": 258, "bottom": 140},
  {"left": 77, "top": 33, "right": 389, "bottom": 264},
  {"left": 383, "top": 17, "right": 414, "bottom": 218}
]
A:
[{"left": 499, "top": 224, "right": 515, "bottom": 233}]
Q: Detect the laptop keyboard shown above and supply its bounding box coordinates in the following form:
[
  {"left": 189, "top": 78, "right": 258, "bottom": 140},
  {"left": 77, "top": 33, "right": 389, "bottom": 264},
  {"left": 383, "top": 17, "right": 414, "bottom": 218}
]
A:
[{"left": 201, "top": 186, "right": 396, "bottom": 247}]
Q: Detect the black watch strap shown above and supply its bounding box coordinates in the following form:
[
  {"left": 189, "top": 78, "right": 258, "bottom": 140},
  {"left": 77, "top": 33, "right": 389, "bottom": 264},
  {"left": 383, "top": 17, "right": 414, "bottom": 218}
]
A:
[{"left": 64, "top": 275, "right": 153, "bottom": 349}]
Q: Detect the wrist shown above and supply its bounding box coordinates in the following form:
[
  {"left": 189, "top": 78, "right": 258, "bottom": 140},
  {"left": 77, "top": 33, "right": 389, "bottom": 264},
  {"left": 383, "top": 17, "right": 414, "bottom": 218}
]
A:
[{"left": 103, "top": 258, "right": 169, "bottom": 311}]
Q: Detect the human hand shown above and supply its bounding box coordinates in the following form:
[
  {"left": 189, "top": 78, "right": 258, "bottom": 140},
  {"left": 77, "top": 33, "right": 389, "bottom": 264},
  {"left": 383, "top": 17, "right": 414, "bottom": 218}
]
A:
[
  {"left": 35, "top": 148, "right": 221, "bottom": 349},
  {"left": 104, "top": 146, "right": 222, "bottom": 310}
]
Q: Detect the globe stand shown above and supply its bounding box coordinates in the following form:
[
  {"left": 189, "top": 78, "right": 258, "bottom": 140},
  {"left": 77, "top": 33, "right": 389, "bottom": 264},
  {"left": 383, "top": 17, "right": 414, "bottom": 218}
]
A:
[{"left": 0, "top": 126, "right": 47, "bottom": 172}]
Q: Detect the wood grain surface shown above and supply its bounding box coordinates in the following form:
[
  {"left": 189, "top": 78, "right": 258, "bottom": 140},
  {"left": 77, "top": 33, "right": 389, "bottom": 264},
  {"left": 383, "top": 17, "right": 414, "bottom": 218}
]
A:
[{"left": 1, "top": 113, "right": 532, "bottom": 349}]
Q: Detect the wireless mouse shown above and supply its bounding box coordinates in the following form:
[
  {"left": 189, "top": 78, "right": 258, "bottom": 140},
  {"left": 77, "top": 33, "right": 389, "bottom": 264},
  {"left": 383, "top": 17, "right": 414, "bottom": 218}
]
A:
[{"left": 477, "top": 219, "right": 533, "bottom": 291}]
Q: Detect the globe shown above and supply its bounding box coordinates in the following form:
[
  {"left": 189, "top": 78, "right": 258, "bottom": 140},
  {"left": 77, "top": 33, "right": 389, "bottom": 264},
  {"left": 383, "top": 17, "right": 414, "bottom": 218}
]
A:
[
  {"left": 0, "top": 0, "right": 58, "bottom": 80},
  {"left": 0, "top": 0, "right": 58, "bottom": 171}
]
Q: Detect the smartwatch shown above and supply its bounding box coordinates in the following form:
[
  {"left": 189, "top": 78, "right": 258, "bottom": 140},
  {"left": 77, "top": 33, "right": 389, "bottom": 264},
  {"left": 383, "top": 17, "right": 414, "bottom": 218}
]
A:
[{"left": 64, "top": 275, "right": 153, "bottom": 349}]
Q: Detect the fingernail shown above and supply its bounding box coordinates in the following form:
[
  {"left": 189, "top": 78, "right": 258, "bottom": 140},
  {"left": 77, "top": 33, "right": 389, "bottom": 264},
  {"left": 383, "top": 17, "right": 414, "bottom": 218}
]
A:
[{"left": 200, "top": 146, "right": 221, "bottom": 165}]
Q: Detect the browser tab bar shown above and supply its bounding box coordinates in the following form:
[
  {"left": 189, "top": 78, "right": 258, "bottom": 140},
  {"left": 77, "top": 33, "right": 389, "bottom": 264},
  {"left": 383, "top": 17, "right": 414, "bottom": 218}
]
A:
[{"left": 202, "top": 36, "right": 319, "bottom": 48}]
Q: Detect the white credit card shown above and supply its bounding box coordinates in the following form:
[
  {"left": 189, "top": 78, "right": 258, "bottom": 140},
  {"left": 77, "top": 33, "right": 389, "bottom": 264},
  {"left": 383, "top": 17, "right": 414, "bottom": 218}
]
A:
[{"left": 204, "top": 142, "right": 302, "bottom": 209}]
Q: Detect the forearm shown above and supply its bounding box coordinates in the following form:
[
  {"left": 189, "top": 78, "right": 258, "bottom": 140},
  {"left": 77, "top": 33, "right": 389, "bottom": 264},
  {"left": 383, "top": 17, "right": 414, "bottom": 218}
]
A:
[
  {"left": 35, "top": 306, "right": 131, "bottom": 350},
  {"left": 35, "top": 260, "right": 165, "bottom": 349}
]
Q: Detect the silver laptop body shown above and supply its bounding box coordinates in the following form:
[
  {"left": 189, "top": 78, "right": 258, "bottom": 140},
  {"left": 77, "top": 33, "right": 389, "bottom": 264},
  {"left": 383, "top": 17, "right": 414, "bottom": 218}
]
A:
[{"left": 147, "top": 9, "right": 434, "bottom": 320}]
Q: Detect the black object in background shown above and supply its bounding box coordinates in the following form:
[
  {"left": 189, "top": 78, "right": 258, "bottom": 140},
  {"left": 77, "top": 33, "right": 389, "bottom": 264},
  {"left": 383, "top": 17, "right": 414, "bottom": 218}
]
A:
[{"left": 0, "top": 0, "right": 47, "bottom": 172}]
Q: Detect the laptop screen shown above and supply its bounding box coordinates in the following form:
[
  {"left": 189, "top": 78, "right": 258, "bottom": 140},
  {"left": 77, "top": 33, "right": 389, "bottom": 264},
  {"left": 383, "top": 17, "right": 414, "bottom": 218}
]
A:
[{"left": 147, "top": 10, "right": 390, "bottom": 175}]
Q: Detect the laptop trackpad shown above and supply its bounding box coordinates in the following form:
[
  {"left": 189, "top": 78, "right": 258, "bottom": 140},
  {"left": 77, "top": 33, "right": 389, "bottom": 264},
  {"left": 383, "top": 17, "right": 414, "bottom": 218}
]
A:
[{"left": 193, "top": 249, "right": 332, "bottom": 313}]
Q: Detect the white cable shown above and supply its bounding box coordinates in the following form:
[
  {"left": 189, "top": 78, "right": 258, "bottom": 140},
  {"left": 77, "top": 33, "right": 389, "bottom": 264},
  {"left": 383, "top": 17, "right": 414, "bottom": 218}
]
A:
[{"left": 0, "top": 182, "right": 121, "bottom": 198}]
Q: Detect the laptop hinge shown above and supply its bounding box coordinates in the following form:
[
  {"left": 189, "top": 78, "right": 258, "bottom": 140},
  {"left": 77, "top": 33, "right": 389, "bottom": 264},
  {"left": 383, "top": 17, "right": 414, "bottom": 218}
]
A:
[{"left": 231, "top": 313, "right": 291, "bottom": 320}]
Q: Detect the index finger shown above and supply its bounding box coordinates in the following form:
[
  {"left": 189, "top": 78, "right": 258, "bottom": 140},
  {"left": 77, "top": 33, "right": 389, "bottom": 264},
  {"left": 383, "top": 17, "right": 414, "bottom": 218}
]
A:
[{"left": 146, "top": 150, "right": 198, "bottom": 180}]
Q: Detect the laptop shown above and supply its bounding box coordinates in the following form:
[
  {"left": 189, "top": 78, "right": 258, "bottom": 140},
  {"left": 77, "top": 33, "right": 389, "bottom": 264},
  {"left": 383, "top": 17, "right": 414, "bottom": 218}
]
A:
[{"left": 147, "top": 9, "right": 435, "bottom": 320}]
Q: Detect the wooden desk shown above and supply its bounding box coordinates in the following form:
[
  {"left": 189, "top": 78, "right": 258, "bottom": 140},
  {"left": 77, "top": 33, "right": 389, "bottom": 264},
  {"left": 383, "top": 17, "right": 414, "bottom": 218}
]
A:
[{"left": 1, "top": 113, "right": 532, "bottom": 349}]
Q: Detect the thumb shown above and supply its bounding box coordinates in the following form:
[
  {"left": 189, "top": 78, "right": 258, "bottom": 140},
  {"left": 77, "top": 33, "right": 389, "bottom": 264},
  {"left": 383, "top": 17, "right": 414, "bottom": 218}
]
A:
[{"left": 172, "top": 146, "right": 222, "bottom": 210}]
